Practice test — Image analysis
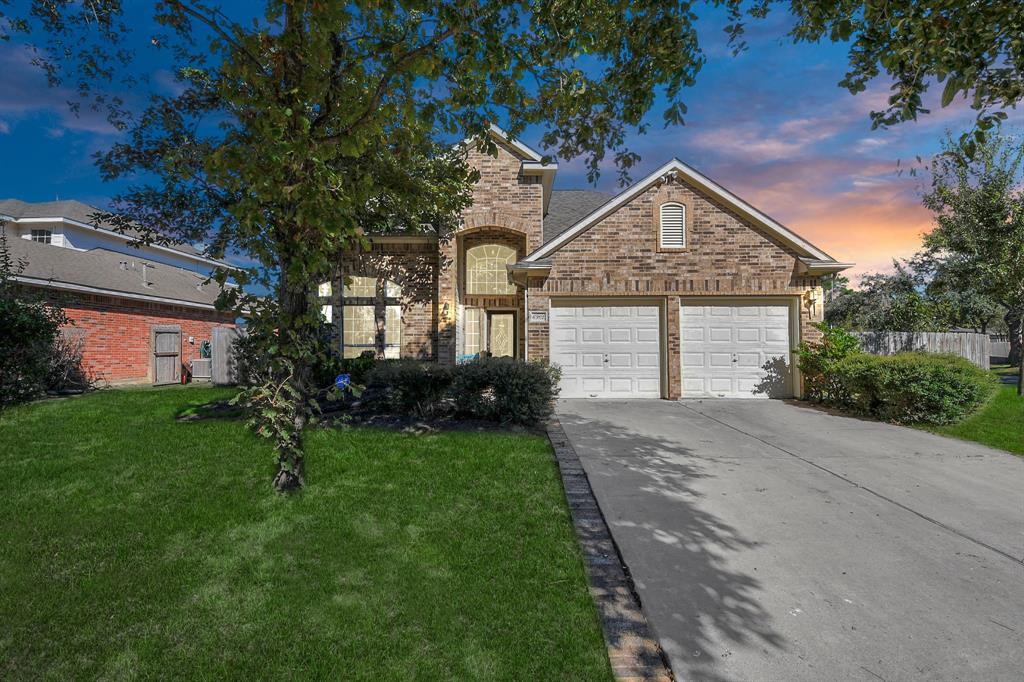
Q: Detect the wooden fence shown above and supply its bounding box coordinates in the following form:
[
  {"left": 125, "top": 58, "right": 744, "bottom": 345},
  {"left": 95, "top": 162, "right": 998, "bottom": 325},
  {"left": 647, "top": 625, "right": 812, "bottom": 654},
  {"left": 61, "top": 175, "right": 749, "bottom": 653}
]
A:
[
  {"left": 211, "top": 327, "right": 245, "bottom": 385},
  {"left": 854, "top": 332, "right": 991, "bottom": 370}
]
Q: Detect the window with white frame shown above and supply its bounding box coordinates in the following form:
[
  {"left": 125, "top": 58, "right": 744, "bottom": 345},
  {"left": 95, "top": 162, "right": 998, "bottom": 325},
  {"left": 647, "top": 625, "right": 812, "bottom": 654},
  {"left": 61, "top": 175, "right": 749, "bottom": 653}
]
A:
[
  {"left": 463, "top": 307, "right": 484, "bottom": 358},
  {"left": 340, "top": 276, "right": 402, "bottom": 358},
  {"left": 659, "top": 202, "right": 686, "bottom": 248},
  {"left": 465, "top": 244, "right": 517, "bottom": 295},
  {"left": 30, "top": 229, "right": 52, "bottom": 244},
  {"left": 318, "top": 281, "right": 333, "bottom": 323}
]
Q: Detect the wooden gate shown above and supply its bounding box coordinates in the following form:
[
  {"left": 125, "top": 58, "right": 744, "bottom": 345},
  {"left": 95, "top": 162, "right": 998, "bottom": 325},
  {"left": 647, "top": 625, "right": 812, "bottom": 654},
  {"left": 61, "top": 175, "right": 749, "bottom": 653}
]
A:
[{"left": 152, "top": 325, "right": 182, "bottom": 385}]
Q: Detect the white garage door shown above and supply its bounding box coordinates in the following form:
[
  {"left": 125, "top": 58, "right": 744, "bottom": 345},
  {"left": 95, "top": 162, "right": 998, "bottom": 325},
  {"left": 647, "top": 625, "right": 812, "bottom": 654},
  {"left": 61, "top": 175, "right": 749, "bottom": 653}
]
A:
[
  {"left": 550, "top": 305, "right": 661, "bottom": 398},
  {"left": 681, "top": 303, "right": 792, "bottom": 398}
]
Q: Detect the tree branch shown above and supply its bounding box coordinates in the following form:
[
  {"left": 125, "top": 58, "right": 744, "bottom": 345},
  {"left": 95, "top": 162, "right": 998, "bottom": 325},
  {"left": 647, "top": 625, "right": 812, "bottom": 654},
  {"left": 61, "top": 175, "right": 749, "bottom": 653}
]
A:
[
  {"left": 165, "top": 1, "right": 268, "bottom": 75},
  {"left": 318, "top": 26, "right": 456, "bottom": 143}
]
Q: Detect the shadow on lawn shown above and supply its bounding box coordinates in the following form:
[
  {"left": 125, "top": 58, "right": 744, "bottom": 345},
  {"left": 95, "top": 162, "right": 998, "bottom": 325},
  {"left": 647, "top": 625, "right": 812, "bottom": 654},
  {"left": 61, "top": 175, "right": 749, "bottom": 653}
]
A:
[
  {"left": 557, "top": 411, "right": 785, "bottom": 682},
  {"left": 176, "top": 399, "right": 244, "bottom": 422}
]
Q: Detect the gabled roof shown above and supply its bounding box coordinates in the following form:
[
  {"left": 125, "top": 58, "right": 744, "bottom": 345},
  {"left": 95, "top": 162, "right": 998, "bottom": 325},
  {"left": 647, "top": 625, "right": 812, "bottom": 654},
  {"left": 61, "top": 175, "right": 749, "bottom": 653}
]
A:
[
  {"left": 6, "top": 234, "right": 226, "bottom": 309},
  {"left": 0, "top": 198, "right": 233, "bottom": 269},
  {"left": 543, "top": 190, "right": 614, "bottom": 243},
  {"left": 525, "top": 158, "right": 844, "bottom": 266},
  {"left": 464, "top": 125, "right": 558, "bottom": 213}
]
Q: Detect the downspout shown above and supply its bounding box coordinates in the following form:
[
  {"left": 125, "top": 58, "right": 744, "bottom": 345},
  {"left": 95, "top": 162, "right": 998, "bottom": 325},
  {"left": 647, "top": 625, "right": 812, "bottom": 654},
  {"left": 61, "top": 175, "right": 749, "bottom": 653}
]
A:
[{"left": 524, "top": 285, "right": 529, "bottom": 361}]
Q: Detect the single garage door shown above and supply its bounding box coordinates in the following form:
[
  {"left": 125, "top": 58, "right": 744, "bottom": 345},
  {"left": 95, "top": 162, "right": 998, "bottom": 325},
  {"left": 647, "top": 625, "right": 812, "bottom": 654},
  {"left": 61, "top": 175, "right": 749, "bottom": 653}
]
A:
[
  {"left": 550, "top": 305, "right": 661, "bottom": 398},
  {"left": 681, "top": 303, "right": 792, "bottom": 398}
]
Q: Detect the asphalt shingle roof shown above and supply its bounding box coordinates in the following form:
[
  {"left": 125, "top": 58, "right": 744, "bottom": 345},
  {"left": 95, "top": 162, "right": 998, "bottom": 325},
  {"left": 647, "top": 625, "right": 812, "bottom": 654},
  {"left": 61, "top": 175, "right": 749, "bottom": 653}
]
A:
[
  {"left": 0, "top": 198, "right": 204, "bottom": 257},
  {"left": 543, "top": 189, "right": 614, "bottom": 244},
  {"left": 4, "top": 234, "right": 224, "bottom": 307}
]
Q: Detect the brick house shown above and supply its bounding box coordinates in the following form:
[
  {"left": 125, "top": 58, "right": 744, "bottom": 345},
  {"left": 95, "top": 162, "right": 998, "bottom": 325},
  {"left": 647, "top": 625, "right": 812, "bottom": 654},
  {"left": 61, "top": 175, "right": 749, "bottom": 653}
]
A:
[
  {"left": 324, "top": 126, "right": 851, "bottom": 399},
  {"left": 1, "top": 199, "right": 236, "bottom": 385}
]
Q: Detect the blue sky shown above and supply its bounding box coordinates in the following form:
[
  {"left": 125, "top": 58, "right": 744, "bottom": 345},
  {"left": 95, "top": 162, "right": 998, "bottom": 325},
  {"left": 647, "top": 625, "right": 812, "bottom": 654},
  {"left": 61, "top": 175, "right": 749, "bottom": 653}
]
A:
[{"left": 0, "top": 4, "right": 1010, "bottom": 281}]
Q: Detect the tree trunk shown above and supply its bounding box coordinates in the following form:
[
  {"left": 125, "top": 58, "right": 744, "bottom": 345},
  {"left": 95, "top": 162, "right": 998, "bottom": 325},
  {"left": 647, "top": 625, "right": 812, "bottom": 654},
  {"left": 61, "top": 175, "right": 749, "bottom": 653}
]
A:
[
  {"left": 272, "top": 421, "right": 306, "bottom": 492},
  {"left": 1007, "top": 309, "right": 1022, "bottom": 363},
  {"left": 272, "top": 260, "right": 317, "bottom": 492},
  {"left": 1008, "top": 309, "right": 1024, "bottom": 396}
]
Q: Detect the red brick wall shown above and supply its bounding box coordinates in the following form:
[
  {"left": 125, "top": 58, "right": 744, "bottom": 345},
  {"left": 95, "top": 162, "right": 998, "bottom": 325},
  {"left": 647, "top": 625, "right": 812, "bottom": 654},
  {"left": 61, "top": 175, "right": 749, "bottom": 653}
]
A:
[{"left": 36, "top": 289, "right": 235, "bottom": 384}]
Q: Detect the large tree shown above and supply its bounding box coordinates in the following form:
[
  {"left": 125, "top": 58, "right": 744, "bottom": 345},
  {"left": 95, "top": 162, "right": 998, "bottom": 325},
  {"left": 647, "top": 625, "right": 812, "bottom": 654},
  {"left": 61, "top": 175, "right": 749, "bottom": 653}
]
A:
[
  {"left": 4, "top": 0, "right": 1023, "bottom": 488},
  {"left": 2, "top": 0, "right": 715, "bottom": 490},
  {"left": 922, "top": 131, "right": 1024, "bottom": 394}
]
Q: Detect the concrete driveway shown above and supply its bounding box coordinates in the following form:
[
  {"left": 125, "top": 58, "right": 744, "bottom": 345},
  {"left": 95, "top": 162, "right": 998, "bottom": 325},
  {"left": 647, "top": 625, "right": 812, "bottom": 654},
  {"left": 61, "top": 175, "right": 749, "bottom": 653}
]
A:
[{"left": 557, "top": 399, "right": 1024, "bottom": 682}]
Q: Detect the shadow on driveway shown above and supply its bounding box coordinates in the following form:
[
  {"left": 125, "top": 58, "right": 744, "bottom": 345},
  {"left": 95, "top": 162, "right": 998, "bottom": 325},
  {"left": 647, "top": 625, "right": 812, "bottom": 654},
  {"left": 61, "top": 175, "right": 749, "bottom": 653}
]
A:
[{"left": 558, "top": 410, "right": 785, "bottom": 681}]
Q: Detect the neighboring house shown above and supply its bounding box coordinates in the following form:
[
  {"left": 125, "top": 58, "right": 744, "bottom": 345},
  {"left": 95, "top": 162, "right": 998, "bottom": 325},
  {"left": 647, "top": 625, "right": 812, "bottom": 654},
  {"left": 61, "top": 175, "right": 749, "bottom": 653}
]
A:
[
  {"left": 0, "top": 199, "right": 236, "bottom": 385},
  {"left": 325, "top": 126, "right": 851, "bottom": 399}
]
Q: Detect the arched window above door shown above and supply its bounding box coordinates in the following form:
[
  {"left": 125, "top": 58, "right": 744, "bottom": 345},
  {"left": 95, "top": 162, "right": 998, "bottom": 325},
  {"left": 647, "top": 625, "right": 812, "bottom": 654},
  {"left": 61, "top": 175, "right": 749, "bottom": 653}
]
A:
[{"left": 465, "top": 244, "right": 516, "bottom": 295}]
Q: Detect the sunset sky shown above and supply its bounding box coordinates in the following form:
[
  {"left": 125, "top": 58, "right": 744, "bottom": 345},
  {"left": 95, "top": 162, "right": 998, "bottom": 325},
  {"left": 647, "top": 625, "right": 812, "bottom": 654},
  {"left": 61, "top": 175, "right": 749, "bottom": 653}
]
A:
[{"left": 0, "top": 6, "right": 1015, "bottom": 283}]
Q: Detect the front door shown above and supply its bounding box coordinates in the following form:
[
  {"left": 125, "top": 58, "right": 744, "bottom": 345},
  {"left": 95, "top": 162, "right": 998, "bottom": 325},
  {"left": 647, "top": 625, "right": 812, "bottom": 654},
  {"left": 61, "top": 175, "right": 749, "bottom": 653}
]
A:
[
  {"left": 488, "top": 312, "right": 515, "bottom": 358},
  {"left": 152, "top": 325, "right": 182, "bottom": 385}
]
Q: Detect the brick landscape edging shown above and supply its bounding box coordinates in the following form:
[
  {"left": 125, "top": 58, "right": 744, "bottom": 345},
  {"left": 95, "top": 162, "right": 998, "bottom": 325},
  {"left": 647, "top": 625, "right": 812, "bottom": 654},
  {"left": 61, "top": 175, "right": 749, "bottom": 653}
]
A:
[{"left": 546, "top": 418, "right": 674, "bottom": 682}]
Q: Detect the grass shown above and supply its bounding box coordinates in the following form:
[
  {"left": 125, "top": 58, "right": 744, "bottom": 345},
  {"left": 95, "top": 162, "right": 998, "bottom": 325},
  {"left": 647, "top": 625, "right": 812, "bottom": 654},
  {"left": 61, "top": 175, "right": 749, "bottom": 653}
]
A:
[
  {"left": 926, "top": 365, "right": 1024, "bottom": 456},
  {"left": 0, "top": 386, "right": 611, "bottom": 680}
]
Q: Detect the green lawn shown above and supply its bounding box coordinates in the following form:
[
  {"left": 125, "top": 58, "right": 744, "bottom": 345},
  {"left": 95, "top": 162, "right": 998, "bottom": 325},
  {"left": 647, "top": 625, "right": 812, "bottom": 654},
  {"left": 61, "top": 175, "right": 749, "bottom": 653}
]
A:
[
  {"left": 0, "top": 386, "right": 611, "bottom": 680},
  {"left": 927, "top": 366, "right": 1024, "bottom": 456}
]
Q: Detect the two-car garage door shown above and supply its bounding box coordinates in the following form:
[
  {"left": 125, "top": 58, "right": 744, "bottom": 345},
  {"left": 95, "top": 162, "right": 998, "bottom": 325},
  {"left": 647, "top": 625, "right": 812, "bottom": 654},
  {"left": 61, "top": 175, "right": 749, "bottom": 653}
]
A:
[{"left": 549, "top": 300, "right": 793, "bottom": 399}]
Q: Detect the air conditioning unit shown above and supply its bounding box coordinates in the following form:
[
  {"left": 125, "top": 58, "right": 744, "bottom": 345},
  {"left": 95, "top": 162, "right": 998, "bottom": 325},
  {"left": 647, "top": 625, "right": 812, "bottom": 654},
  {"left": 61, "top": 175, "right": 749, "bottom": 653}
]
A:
[{"left": 191, "top": 359, "right": 213, "bottom": 380}]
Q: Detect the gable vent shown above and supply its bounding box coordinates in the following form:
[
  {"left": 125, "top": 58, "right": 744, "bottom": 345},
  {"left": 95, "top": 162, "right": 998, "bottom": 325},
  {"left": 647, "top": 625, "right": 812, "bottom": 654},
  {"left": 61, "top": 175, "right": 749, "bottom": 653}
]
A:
[{"left": 659, "top": 202, "right": 686, "bottom": 248}]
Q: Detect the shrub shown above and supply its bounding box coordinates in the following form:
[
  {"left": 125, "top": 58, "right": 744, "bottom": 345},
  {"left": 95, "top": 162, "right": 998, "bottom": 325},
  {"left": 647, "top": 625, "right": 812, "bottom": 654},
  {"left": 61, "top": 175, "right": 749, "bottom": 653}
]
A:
[
  {"left": 0, "top": 296, "right": 68, "bottom": 408},
  {"left": 363, "top": 357, "right": 561, "bottom": 426},
  {"left": 313, "top": 352, "right": 377, "bottom": 390},
  {"left": 46, "top": 331, "right": 95, "bottom": 393},
  {"left": 830, "top": 352, "right": 996, "bottom": 425},
  {"left": 366, "top": 360, "right": 454, "bottom": 419},
  {"left": 451, "top": 357, "right": 561, "bottom": 425},
  {"left": 796, "top": 323, "right": 862, "bottom": 403}
]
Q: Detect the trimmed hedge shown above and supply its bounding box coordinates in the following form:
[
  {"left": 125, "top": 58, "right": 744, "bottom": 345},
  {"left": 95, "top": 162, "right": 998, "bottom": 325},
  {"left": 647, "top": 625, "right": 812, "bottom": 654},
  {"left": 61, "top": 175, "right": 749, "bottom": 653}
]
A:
[
  {"left": 451, "top": 357, "right": 561, "bottom": 425},
  {"left": 367, "top": 360, "right": 454, "bottom": 419},
  {"left": 366, "top": 357, "right": 561, "bottom": 426},
  {"left": 829, "top": 352, "right": 997, "bottom": 425}
]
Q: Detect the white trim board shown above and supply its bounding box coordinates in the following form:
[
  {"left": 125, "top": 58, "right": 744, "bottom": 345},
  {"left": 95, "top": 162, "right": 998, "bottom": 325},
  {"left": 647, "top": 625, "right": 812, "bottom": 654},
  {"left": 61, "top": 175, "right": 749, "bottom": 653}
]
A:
[
  {"left": 526, "top": 158, "right": 839, "bottom": 264},
  {"left": 14, "top": 275, "right": 223, "bottom": 311},
  {"left": 10, "top": 216, "right": 236, "bottom": 271}
]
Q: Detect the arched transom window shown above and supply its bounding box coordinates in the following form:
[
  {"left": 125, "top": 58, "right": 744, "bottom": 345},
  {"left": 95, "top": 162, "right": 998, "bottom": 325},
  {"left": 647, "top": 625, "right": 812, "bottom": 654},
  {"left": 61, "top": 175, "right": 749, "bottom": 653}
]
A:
[{"left": 466, "top": 244, "right": 516, "bottom": 295}]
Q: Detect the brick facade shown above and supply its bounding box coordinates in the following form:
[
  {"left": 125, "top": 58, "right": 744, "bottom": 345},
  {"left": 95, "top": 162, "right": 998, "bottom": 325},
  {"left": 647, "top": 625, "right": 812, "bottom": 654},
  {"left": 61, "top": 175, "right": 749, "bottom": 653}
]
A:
[
  {"left": 336, "top": 240, "right": 438, "bottom": 359},
  {"left": 523, "top": 175, "right": 824, "bottom": 398},
  {"left": 34, "top": 288, "right": 235, "bottom": 384},
  {"left": 436, "top": 140, "right": 542, "bottom": 362},
  {"left": 336, "top": 137, "right": 831, "bottom": 399}
]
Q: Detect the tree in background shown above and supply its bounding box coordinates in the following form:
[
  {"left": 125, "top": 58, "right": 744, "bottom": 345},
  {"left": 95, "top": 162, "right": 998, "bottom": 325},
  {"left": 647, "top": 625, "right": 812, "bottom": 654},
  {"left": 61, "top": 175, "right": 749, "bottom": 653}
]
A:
[
  {"left": 826, "top": 262, "right": 937, "bottom": 332},
  {"left": 825, "top": 258, "right": 1006, "bottom": 334},
  {"left": 922, "top": 131, "right": 1024, "bottom": 394}
]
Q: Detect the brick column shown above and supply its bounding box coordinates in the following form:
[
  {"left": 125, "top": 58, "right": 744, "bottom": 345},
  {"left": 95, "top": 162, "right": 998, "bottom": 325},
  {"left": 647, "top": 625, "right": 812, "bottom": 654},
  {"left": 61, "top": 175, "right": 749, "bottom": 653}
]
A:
[
  {"left": 436, "top": 235, "right": 458, "bottom": 364},
  {"left": 526, "top": 286, "right": 550, "bottom": 362},
  {"left": 666, "top": 296, "right": 681, "bottom": 400}
]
